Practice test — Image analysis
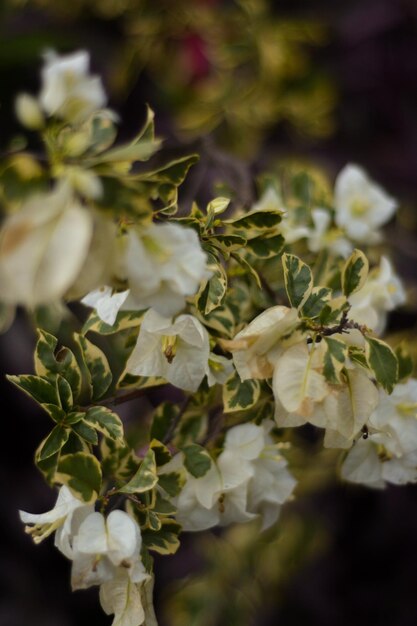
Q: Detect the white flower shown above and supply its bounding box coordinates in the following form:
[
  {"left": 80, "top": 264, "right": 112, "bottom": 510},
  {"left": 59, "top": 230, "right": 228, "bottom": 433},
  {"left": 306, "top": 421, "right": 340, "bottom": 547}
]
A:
[
  {"left": 19, "top": 485, "right": 91, "bottom": 544},
  {"left": 81, "top": 287, "right": 131, "bottom": 325},
  {"left": 252, "top": 186, "right": 284, "bottom": 213},
  {"left": 39, "top": 50, "right": 106, "bottom": 123},
  {"left": 334, "top": 164, "right": 397, "bottom": 243},
  {"left": 116, "top": 222, "right": 211, "bottom": 317},
  {"left": 173, "top": 422, "right": 296, "bottom": 532},
  {"left": 306, "top": 208, "right": 352, "bottom": 257},
  {"left": 342, "top": 379, "right": 417, "bottom": 487},
  {"left": 206, "top": 352, "right": 234, "bottom": 387},
  {"left": 70, "top": 510, "right": 143, "bottom": 590},
  {"left": 125, "top": 309, "right": 210, "bottom": 392},
  {"left": 0, "top": 182, "right": 93, "bottom": 306},
  {"left": 226, "top": 305, "right": 299, "bottom": 380},
  {"left": 99, "top": 569, "right": 155, "bottom": 626},
  {"left": 274, "top": 344, "right": 379, "bottom": 449},
  {"left": 349, "top": 256, "right": 406, "bottom": 334},
  {"left": 273, "top": 342, "right": 329, "bottom": 417}
]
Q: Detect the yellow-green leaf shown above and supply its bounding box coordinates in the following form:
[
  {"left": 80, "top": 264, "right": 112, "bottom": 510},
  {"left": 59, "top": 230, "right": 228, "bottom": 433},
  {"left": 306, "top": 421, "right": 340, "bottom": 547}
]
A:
[
  {"left": 120, "top": 449, "right": 158, "bottom": 494},
  {"left": 223, "top": 371, "right": 261, "bottom": 413},
  {"left": 342, "top": 249, "right": 369, "bottom": 297},
  {"left": 56, "top": 452, "right": 102, "bottom": 502},
  {"left": 282, "top": 253, "right": 313, "bottom": 309}
]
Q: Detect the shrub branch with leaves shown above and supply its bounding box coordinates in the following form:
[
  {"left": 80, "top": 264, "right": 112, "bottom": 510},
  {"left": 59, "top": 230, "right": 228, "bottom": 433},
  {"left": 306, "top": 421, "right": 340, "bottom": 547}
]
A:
[{"left": 2, "top": 50, "right": 413, "bottom": 625}]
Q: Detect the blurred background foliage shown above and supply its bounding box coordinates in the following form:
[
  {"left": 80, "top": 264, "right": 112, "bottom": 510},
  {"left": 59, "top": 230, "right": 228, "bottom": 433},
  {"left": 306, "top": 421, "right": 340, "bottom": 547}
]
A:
[{"left": 1, "top": 1, "right": 417, "bottom": 625}]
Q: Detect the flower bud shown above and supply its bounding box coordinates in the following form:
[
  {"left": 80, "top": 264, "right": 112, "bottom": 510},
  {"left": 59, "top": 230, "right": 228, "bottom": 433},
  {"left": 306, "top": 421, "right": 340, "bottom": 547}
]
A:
[{"left": 15, "top": 93, "right": 44, "bottom": 130}]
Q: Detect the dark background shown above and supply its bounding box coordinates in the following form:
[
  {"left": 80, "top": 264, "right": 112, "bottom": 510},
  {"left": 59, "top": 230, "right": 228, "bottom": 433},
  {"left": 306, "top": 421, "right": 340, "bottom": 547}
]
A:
[{"left": 1, "top": 1, "right": 417, "bottom": 624}]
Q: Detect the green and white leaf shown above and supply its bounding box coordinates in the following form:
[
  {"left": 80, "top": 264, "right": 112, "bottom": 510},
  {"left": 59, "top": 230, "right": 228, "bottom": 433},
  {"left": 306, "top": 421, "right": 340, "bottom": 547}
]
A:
[
  {"left": 7, "top": 374, "right": 60, "bottom": 407},
  {"left": 342, "top": 249, "right": 369, "bottom": 297},
  {"left": 35, "top": 330, "right": 82, "bottom": 399},
  {"left": 120, "top": 449, "right": 158, "bottom": 494},
  {"left": 365, "top": 337, "right": 398, "bottom": 393},
  {"left": 323, "top": 337, "right": 348, "bottom": 384},
  {"left": 301, "top": 287, "right": 332, "bottom": 319},
  {"left": 74, "top": 334, "right": 112, "bottom": 401},
  {"left": 223, "top": 370, "right": 261, "bottom": 413},
  {"left": 38, "top": 425, "right": 70, "bottom": 461},
  {"left": 395, "top": 343, "right": 414, "bottom": 382},
  {"left": 282, "top": 253, "right": 313, "bottom": 309},
  {"left": 142, "top": 519, "right": 181, "bottom": 555},
  {"left": 56, "top": 452, "right": 102, "bottom": 502},
  {"left": 197, "top": 252, "right": 227, "bottom": 314},
  {"left": 85, "top": 406, "right": 124, "bottom": 443},
  {"left": 181, "top": 444, "right": 212, "bottom": 478}
]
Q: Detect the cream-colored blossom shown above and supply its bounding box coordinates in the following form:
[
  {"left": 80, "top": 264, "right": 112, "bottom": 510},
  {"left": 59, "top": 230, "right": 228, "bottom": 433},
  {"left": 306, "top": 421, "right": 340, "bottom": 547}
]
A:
[
  {"left": 226, "top": 305, "right": 299, "bottom": 380},
  {"left": 116, "top": 222, "right": 211, "bottom": 317},
  {"left": 19, "top": 485, "right": 91, "bottom": 544},
  {"left": 39, "top": 50, "right": 106, "bottom": 123},
  {"left": 334, "top": 164, "right": 397, "bottom": 243},
  {"left": 348, "top": 256, "right": 406, "bottom": 334},
  {"left": 81, "top": 287, "right": 131, "bottom": 326},
  {"left": 342, "top": 379, "right": 417, "bottom": 487},
  {"left": 273, "top": 342, "right": 329, "bottom": 417},
  {"left": 274, "top": 344, "right": 379, "bottom": 449},
  {"left": 172, "top": 422, "right": 296, "bottom": 532},
  {"left": 0, "top": 182, "right": 93, "bottom": 306},
  {"left": 99, "top": 569, "right": 156, "bottom": 626},
  {"left": 306, "top": 208, "right": 352, "bottom": 257},
  {"left": 15, "top": 93, "right": 44, "bottom": 129},
  {"left": 125, "top": 309, "right": 210, "bottom": 392}
]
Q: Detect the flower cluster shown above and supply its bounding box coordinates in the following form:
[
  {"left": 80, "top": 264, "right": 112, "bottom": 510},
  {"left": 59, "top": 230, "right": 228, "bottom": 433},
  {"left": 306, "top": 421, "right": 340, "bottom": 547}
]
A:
[
  {"left": 20, "top": 486, "right": 155, "bottom": 626},
  {"left": 7, "top": 49, "right": 413, "bottom": 626},
  {"left": 342, "top": 379, "right": 417, "bottom": 488},
  {"left": 166, "top": 422, "right": 296, "bottom": 532}
]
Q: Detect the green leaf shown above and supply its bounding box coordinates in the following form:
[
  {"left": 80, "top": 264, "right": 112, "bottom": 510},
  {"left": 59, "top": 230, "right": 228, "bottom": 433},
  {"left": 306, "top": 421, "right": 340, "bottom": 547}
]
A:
[
  {"left": 64, "top": 411, "right": 85, "bottom": 425},
  {"left": 56, "top": 375, "right": 73, "bottom": 412},
  {"left": 85, "top": 406, "right": 124, "bottom": 442},
  {"left": 181, "top": 444, "right": 212, "bottom": 478},
  {"left": 342, "top": 249, "right": 369, "bottom": 297},
  {"left": 158, "top": 472, "right": 183, "bottom": 497},
  {"left": 323, "top": 337, "right": 348, "bottom": 384},
  {"left": 140, "top": 154, "right": 199, "bottom": 186},
  {"left": 225, "top": 207, "right": 282, "bottom": 233},
  {"left": 282, "top": 253, "right": 313, "bottom": 309},
  {"left": 245, "top": 234, "right": 285, "bottom": 259},
  {"left": 231, "top": 253, "right": 262, "bottom": 288},
  {"left": 348, "top": 345, "right": 368, "bottom": 369},
  {"left": 7, "top": 374, "right": 60, "bottom": 406},
  {"left": 149, "top": 439, "right": 171, "bottom": 467},
  {"left": 209, "top": 234, "right": 246, "bottom": 255},
  {"left": 152, "top": 491, "right": 176, "bottom": 516},
  {"left": 39, "top": 425, "right": 70, "bottom": 460},
  {"left": 43, "top": 404, "right": 67, "bottom": 423},
  {"left": 142, "top": 519, "right": 181, "bottom": 555},
  {"left": 56, "top": 452, "right": 102, "bottom": 502},
  {"left": 395, "top": 343, "right": 414, "bottom": 382},
  {"left": 151, "top": 403, "right": 179, "bottom": 442},
  {"left": 365, "top": 337, "right": 398, "bottom": 393},
  {"left": 74, "top": 334, "right": 112, "bottom": 401},
  {"left": 223, "top": 371, "right": 261, "bottom": 413},
  {"left": 100, "top": 437, "right": 140, "bottom": 482},
  {"left": 197, "top": 253, "right": 227, "bottom": 314},
  {"left": 35, "top": 330, "right": 82, "bottom": 399},
  {"left": 301, "top": 287, "right": 332, "bottom": 319},
  {"left": 71, "top": 420, "right": 99, "bottom": 446},
  {"left": 120, "top": 449, "right": 158, "bottom": 494},
  {"left": 82, "top": 310, "right": 144, "bottom": 335}
]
